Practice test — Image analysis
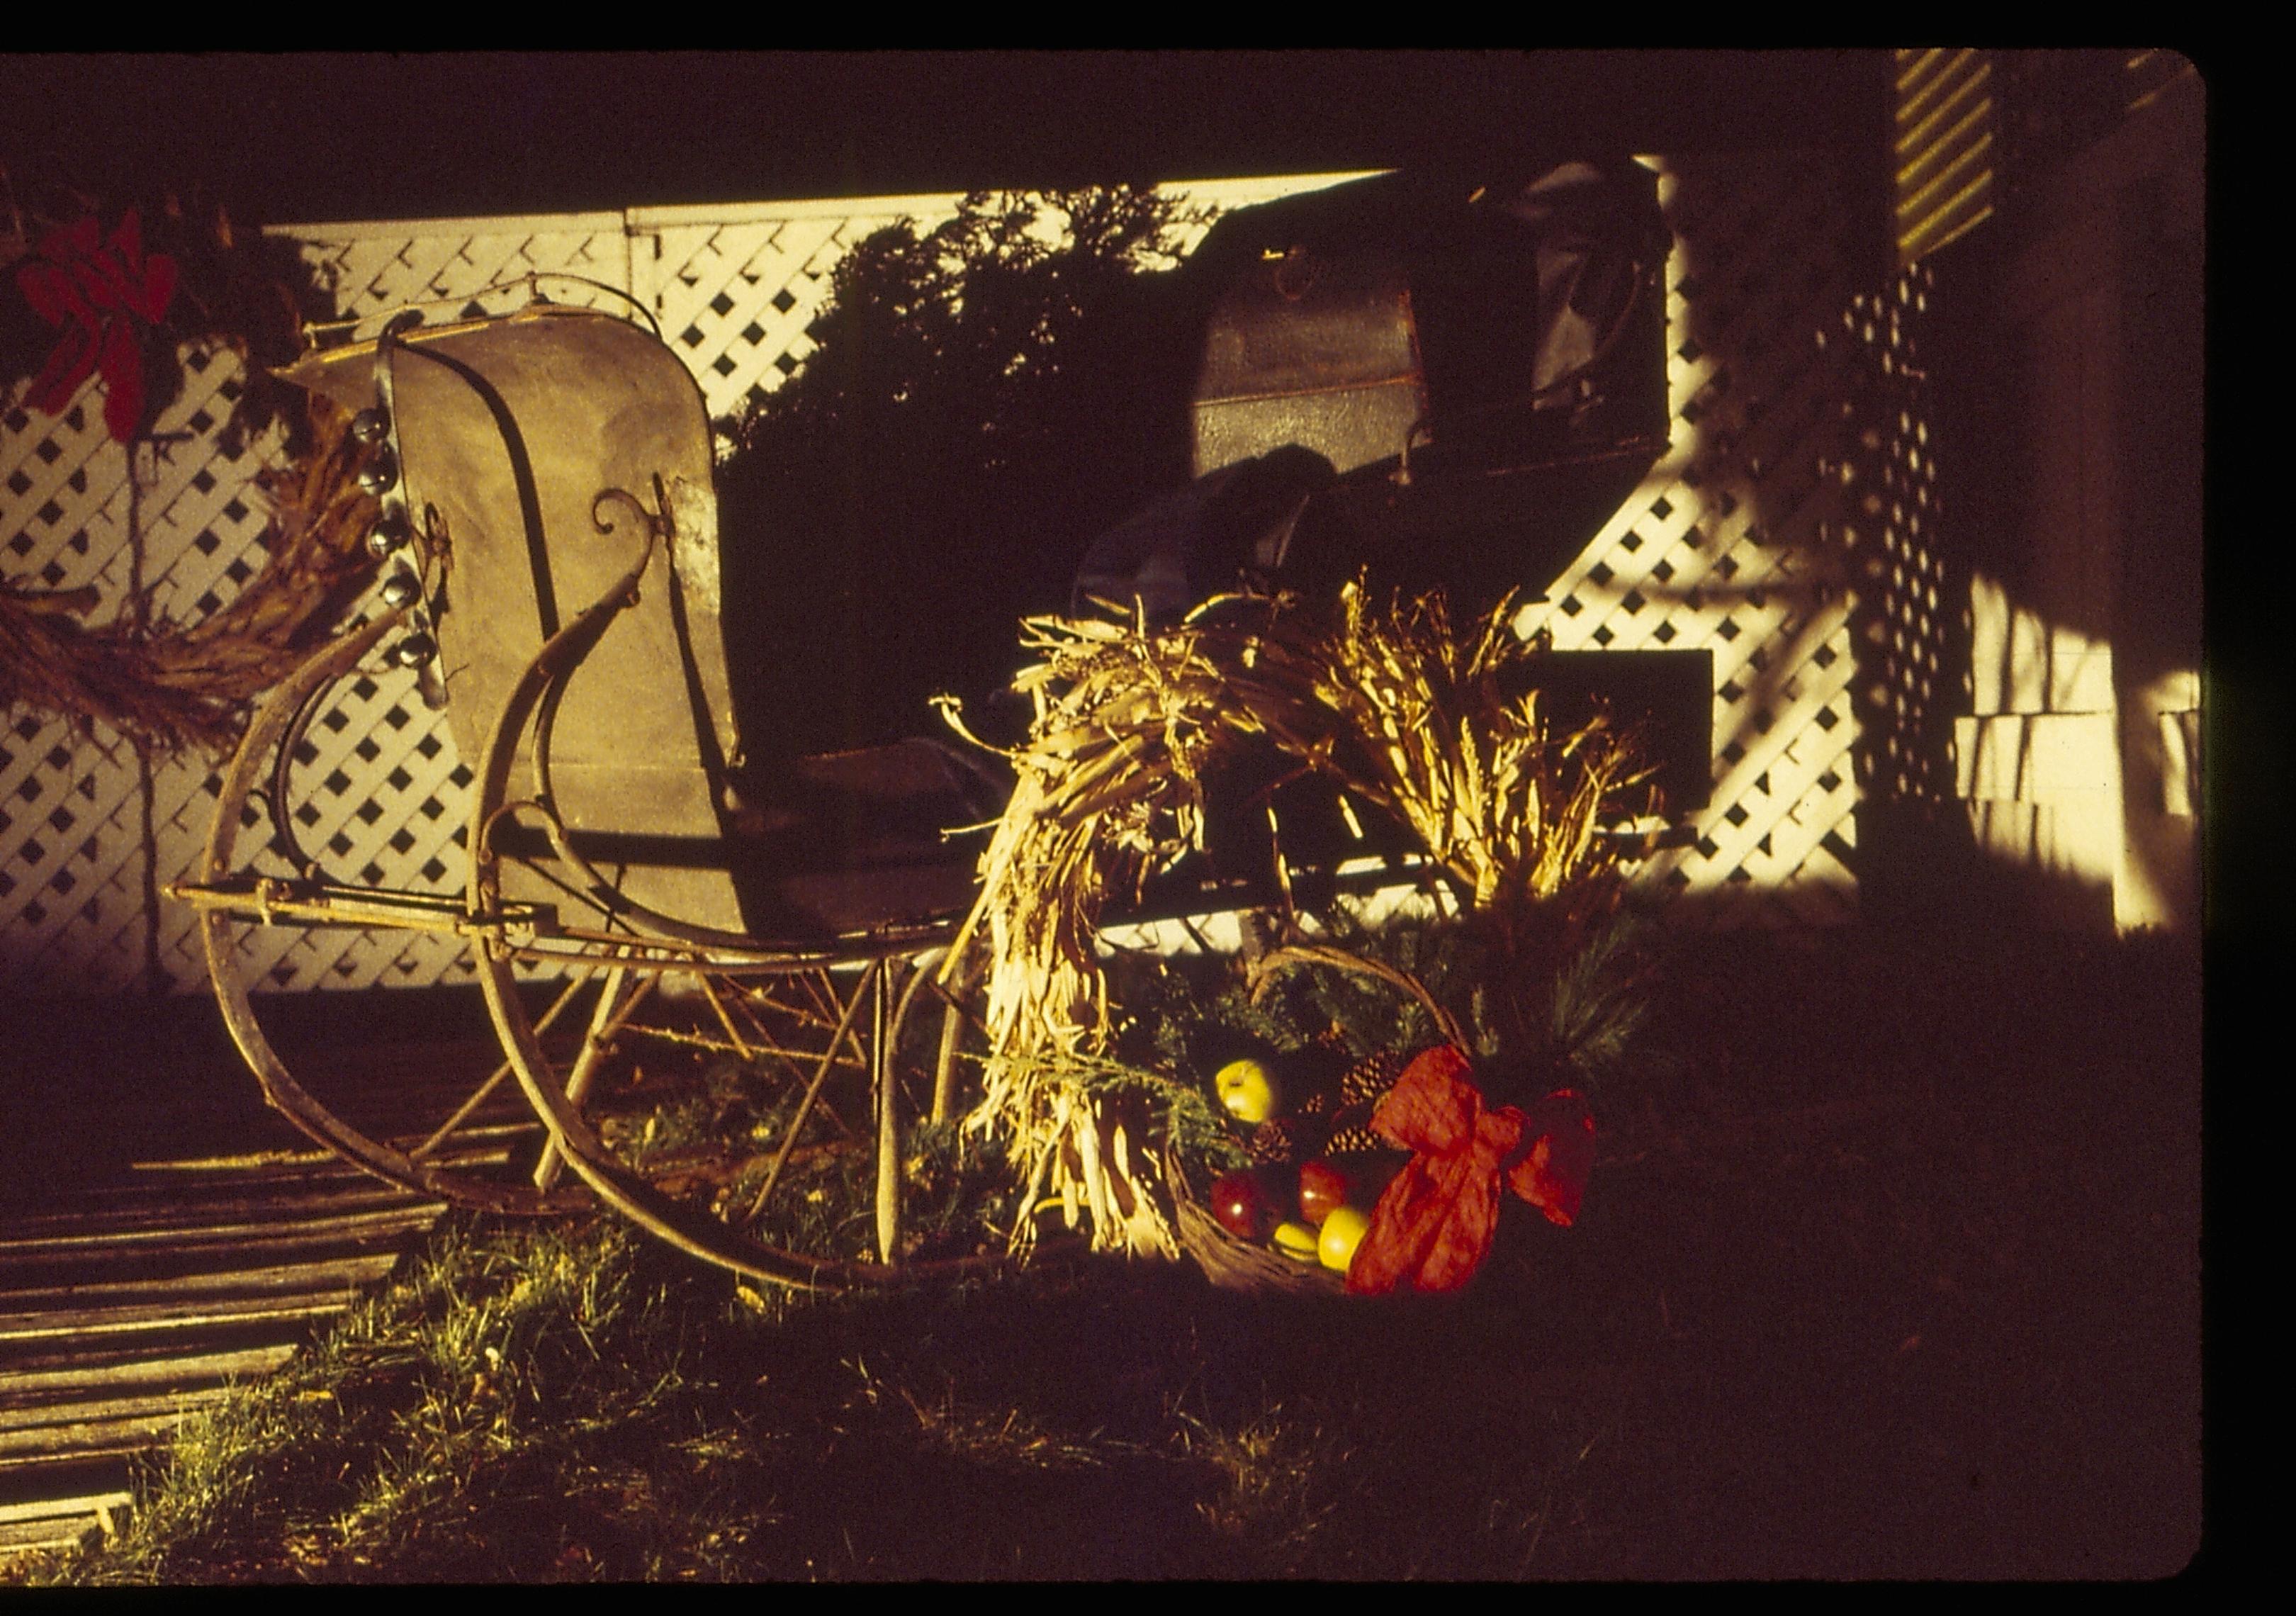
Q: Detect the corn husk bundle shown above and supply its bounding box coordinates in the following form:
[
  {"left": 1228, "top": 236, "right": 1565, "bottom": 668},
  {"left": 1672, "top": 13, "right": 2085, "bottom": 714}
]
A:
[
  {"left": 0, "top": 400, "right": 378, "bottom": 753},
  {"left": 1275, "top": 585, "right": 1650, "bottom": 909},
  {"left": 1256, "top": 586, "right": 1657, "bottom": 1062},
  {"left": 936, "top": 602, "right": 1263, "bottom": 1257},
  {"left": 940, "top": 581, "right": 1655, "bottom": 1259}
]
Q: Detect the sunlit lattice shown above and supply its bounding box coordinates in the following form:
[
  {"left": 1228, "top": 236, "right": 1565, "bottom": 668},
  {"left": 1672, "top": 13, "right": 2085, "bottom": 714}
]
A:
[
  {"left": 296, "top": 215, "right": 636, "bottom": 330},
  {"left": 1, "top": 347, "right": 285, "bottom": 994},
  {"left": 1517, "top": 152, "right": 1869, "bottom": 928}
]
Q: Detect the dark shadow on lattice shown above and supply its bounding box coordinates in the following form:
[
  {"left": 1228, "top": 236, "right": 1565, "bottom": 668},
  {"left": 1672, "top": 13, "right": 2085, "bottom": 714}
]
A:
[{"left": 1657, "top": 152, "right": 1879, "bottom": 924}]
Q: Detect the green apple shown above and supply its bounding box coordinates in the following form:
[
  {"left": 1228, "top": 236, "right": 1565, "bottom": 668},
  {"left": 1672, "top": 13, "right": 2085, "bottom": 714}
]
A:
[
  {"left": 1271, "top": 1220, "right": 1321, "bottom": 1263},
  {"left": 1317, "top": 1205, "right": 1371, "bottom": 1273},
  {"left": 1214, "top": 1057, "right": 1281, "bottom": 1125}
]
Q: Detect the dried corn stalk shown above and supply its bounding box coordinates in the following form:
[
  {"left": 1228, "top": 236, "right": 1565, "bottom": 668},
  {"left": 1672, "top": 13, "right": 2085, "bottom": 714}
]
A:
[
  {"left": 936, "top": 602, "right": 1252, "bottom": 1257},
  {"left": 941, "top": 581, "right": 1653, "bottom": 1257},
  {"left": 1287, "top": 585, "right": 1652, "bottom": 908}
]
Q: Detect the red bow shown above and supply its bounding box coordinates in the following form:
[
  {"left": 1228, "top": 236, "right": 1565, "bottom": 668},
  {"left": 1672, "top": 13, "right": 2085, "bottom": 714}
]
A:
[
  {"left": 1345, "top": 1045, "right": 1595, "bottom": 1296},
  {"left": 16, "top": 211, "right": 179, "bottom": 442}
]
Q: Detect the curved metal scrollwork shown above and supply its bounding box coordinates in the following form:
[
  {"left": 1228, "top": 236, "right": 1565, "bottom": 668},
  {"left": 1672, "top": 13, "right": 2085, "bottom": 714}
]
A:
[{"left": 590, "top": 476, "right": 673, "bottom": 544}]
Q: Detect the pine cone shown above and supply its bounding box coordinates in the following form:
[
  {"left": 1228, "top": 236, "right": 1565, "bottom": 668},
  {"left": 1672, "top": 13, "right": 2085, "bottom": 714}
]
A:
[
  {"left": 1249, "top": 1115, "right": 1317, "bottom": 1167},
  {"left": 1321, "top": 1050, "right": 1405, "bottom": 1156},
  {"left": 1339, "top": 1049, "right": 1405, "bottom": 1109}
]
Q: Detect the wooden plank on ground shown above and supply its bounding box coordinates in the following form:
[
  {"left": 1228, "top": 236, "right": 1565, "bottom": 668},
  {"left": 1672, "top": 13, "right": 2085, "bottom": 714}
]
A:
[
  {"left": 0, "top": 1253, "right": 410, "bottom": 1318},
  {"left": 0, "top": 1345, "right": 298, "bottom": 1410},
  {"left": 0, "top": 1060, "right": 463, "bottom": 1551},
  {"left": 0, "top": 1273, "right": 388, "bottom": 1349},
  {"left": 0, "top": 1185, "right": 439, "bottom": 1242},
  {"left": 0, "top": 1205, "right": 439, "bottom": 1275},
  {"left": 0, "top": 1384, "right": 242, "bottom": 1438}
]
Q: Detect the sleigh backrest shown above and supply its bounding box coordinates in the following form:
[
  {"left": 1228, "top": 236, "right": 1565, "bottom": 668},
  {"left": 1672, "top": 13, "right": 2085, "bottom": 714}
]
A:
[{"left": 278, "top": 305, "right": 753, "bottom": 931}]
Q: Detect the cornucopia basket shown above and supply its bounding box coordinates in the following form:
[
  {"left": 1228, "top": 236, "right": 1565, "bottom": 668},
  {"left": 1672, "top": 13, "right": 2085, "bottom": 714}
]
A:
[
  {"left": 1165, "top": 1149, "right": 1347, "bottom": 1297},
  {"left": 937, "top": 580, "right": 1655, "bottom": 1286}
]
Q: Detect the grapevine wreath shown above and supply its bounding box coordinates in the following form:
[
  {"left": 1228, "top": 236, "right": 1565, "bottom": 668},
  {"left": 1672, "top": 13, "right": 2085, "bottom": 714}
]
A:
[{"left": 0, "top": 167, "right": 374, "bottom": 754}]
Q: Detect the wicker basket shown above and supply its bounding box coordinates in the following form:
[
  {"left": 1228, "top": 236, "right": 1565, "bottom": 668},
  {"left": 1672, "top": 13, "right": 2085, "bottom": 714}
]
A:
[{"left": 1165, "top": 1152, "right": 1346, "bottom": 1297}]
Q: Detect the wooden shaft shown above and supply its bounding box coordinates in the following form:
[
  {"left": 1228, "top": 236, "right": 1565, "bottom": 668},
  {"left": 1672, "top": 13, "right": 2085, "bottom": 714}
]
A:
[
  {"left": 874, "top": 960, "right": 902, "bottom": 1265},
  {"left": 533, "top": 965, "right": 631, "bottom": 1191},
  {"left": 930, "top": 994, "right": 963, "bottom": 1126}
]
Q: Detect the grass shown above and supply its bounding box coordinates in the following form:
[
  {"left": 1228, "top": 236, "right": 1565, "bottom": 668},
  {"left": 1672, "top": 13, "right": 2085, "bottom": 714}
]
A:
[
  {"left": 6, "top": 924, "right": 2202, "bottom": 1582},
  {"left": 6, "top": 1208, "right": 1625, "bottom": 1583}
]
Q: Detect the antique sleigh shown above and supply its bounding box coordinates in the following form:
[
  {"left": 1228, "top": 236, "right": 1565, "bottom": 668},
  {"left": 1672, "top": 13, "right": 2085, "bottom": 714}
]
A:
[{"left": 167, "top": 162, "right": 1706, "bottom": 1290}]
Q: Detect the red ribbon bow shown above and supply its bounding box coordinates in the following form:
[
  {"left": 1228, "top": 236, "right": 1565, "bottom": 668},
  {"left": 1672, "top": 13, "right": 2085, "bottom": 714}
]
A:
[
  {"left": 1345, "top": 1045, "right": 1596, "bottom": 1296},
  {"left": 16, "top": 211, "right": 179, "bottom": 443}
]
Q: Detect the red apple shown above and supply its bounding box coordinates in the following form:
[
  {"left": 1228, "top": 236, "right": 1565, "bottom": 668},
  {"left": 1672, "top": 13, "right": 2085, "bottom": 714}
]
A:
[
  {"left": 1297, "top": 1158, "right": 1350, "bottom": 1227},
  {"left": 1208, "top": 1168, "right": 1279, "bottom": 1240},
  {"left": 1298, "top": 1152, "right": 1406, "bottom": 1226}
]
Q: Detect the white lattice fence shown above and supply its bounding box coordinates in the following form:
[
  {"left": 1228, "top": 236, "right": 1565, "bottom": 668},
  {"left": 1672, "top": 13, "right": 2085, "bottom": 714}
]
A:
[
  {"left": 635, "top": 197, "right": 960, "bottom": 422},
  {"left": 0, "top": 353, "right": 274, "bottom": 996},
  {"left": 1840, "top": 262, "right": 1956, "bottom": 808},
  {"left": 5, "top": 157, "right": 1888, "bottom": 993},
  {"left": 1520, "top": 152, "right": 1868, "bottom": 926},
  {"left": 297, "top": 213, "right": 636, "bottom": 331}
]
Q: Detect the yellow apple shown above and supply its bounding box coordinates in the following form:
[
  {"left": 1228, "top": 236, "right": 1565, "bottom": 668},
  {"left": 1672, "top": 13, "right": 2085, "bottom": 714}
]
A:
[
  {"left": 1214, "top": 1057, "right": 1281, "bottom": 1125},
  {"left": 1317, "top": 1205, "right": 1371, "bottom": 1273},
  {"left": 1271, "top": 1220, "right": 1321, "bottom": 1263}
]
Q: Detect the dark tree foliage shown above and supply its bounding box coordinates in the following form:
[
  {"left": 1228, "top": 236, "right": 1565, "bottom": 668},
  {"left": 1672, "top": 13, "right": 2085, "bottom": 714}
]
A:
[{"left": 715, "top": 186, "right": 1206, "bottom": 761}]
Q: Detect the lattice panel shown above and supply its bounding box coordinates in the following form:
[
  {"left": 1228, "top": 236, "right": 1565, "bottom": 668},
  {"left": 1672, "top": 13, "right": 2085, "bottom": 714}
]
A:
[
  {"left": 6, "top": 165, "right": 1907, "bottom": 992},
  {"left": 0, "top": 355, "right": 256, "bottom": 996},
  {"left": 1839, "top": 264, "right": 1957, "bottom": 806},
  {"left": 129, "top": 347, "right": 289, "bottom": 625},
  {"left": 1516, "top": 152, "right": 1868, "bottom": 927},
  {"left": 296, "top": 215, "right": 635, "bottom": 329},
  {"left": 1, "top": 396, "right": 130, "bottom": 602},
  {"left": 638, "top": 203, "right": 956, "bottom": 422},
  {"left": 0, "top": 710, "right": 148, "bottom": 994}
]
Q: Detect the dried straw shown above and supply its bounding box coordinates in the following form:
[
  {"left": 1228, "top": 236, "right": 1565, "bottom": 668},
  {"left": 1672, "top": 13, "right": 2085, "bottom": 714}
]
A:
[{"left": 940, "top": 581, "right": 1654, "bottom": 1259}]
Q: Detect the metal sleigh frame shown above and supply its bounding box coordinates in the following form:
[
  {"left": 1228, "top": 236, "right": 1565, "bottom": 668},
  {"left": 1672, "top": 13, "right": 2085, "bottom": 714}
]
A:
[{"left": 170, "top": 283, "right": 1048, "bottom": 1292}]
